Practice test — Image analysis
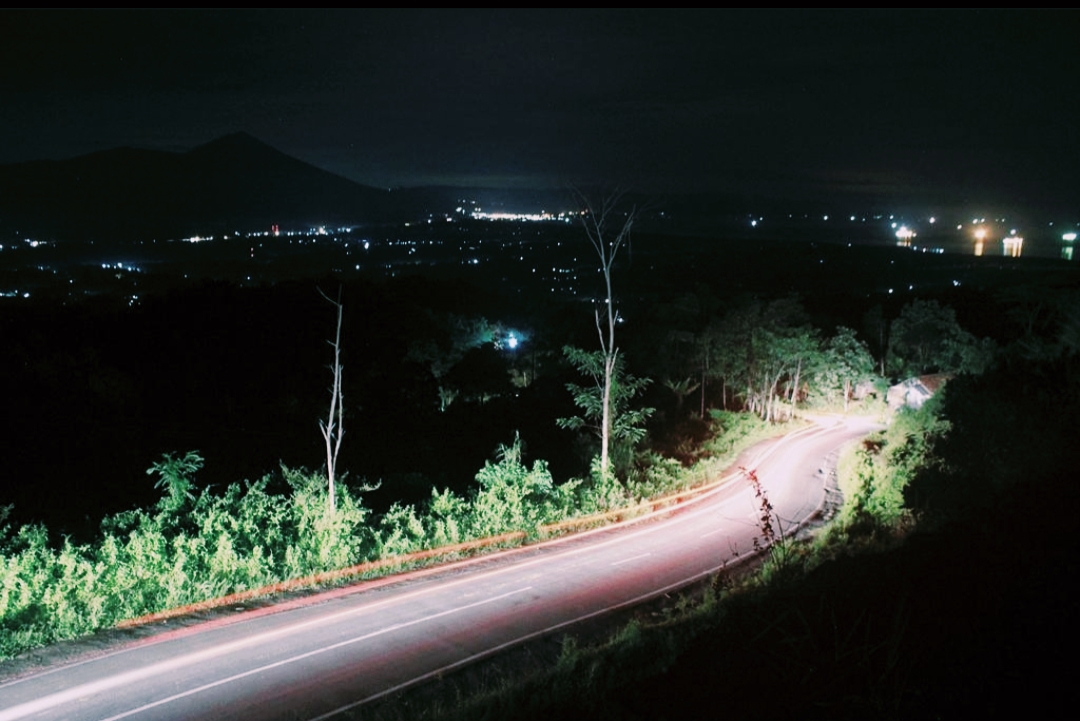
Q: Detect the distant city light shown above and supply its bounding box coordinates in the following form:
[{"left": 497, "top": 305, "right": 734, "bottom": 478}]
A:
[
  {"left": 469, "top": 209, "right": 572, "bottom": 222},
  {"left": 973, "top": 227, "right": 987, "bottom": 257},
  {"left": 5, "top": 201, "right": 1066, "bottom": 305},
  {"left": 1003, "top": 231, "right": 1023, "bottom": 258},
  {"left": 895, "top": 225, "right": 915, "bottom": 247}
]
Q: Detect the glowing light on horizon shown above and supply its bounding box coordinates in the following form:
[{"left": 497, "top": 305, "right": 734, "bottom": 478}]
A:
[
  {"left": 1003, "top": 230, "right": 1023, "bottom": 257},
  {"left": 895, "top": 225, "right": 915, "bottom": 247},
  {"left": 470, "top": 209, "right": 572, "bottom": 222},
  {"left": 974, "top": 227, "right": 987, "bottom": 256}
]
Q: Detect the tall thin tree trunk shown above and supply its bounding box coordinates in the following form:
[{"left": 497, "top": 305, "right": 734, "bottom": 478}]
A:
[{"left": 318, "top": 287, "right": 345, "bottom": 513}]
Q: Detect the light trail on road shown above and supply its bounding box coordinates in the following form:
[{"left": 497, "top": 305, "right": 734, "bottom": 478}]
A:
[{"left": 0, "top": 417, "right": 877, "bottom": 721}]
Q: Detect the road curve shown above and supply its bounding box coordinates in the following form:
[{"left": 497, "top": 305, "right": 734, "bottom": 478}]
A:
[{"left": 0, "top": 417, "right": 877, "bottom": 721}]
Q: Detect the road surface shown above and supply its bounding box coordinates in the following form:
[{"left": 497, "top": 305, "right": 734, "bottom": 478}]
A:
[{"left": 0, "top": 417, "right": 877, "bottom": 721}]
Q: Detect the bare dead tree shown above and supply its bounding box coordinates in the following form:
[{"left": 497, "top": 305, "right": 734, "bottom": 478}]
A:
[{"left": 318, "top": 286, "right": 344, "bottom": 512}]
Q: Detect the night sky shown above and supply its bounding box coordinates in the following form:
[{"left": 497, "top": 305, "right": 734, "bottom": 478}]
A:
[{"left": 3, "top": 9, "right": 1079, "bottom": 211}]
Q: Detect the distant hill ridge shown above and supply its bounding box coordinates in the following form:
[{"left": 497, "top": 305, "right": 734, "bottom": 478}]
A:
[
  {"left": 0, "top": 132, "right": 405, "bottom": 242},
  {"left": 1, "top": 133, "right": 859, "bottom": 245}
]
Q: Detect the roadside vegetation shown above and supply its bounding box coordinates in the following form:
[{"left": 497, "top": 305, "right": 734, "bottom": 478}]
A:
[{"left": 0, "top": 412, "right": 773, "bottom": 661}]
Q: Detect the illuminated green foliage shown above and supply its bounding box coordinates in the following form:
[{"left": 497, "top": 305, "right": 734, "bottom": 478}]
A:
[
  {"left": 836, "top": 400, "right": 948, "bottom": 536},
  {"left": 558, "top": 346, "right": 654, "bottom": 479},
  {"left": 701, "top": 297, "right": 820, "bottom": 422},
  {"left": 1, "top": 459, "right": 375, "bottom": 659},
  {"left": 814, "top": 326, "right": 876, "bottom": 411},
  {"left": 149, "top": 450, "right": 202, "bottom": 513},
  {"left": 470, "top": 435, "right": 579, "bottom": 536}
]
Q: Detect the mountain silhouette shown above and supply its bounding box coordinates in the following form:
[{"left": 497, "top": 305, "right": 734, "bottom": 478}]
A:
[{"left": 0, "top": 133, "right": 404, "bottom": 242}]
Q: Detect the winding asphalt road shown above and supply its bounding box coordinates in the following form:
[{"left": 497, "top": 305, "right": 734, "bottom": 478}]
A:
[{"left": 0, "top": 417, "right": 877, "bottom": 721}]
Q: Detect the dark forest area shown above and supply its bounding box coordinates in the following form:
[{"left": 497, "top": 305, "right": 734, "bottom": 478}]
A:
[{"left": 0, "top": 275, "right": 577, "bottom": 536}]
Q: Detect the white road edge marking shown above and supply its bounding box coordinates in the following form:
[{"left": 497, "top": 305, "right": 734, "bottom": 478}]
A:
[{"left": 0, "top": 587, "right": 533, "bottom": 721}]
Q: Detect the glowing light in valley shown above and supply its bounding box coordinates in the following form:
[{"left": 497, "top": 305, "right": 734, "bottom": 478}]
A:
[
  {"left": 469, "top": 209, "right": 573, "bottom": 222},
  {"left": 973, "top": 227, "right": 988, "bottom": 256},
  {"left": 1003, "top": 229, "right": 1023, "bottom": 257},
  {"left": 895, "top": 225, "right": 915, "bottom": 247}
]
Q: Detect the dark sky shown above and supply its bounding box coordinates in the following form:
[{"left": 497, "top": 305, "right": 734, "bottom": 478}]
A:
[{"left": 3, "top": 9, "right": 1078, "bottom": 211}]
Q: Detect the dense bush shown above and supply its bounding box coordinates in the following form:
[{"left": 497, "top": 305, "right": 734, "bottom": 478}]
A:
[
  {"left": 0, "top": 454, "right": 376, "bottom": 658},
  {"left": 832, "top": 399, "right": 947, "bottom": 540}
]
